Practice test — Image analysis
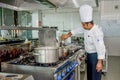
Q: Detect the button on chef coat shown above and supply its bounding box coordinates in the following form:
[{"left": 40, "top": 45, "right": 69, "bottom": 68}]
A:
[{"left": 71, "top": 24, "right": 106, "bottom": 59}]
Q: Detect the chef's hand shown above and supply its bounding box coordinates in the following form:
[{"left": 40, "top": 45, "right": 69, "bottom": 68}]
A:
[
  {"left": 61, "top": 34, "right": 69, "bottom": 40},
  {"left": 96, "top": 59, "right": 102, "bottom": 72},
  {"left": 61, "top": 32, "right": 72, "bottom": 40}
]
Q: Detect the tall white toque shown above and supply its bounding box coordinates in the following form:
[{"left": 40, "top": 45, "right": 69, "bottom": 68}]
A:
[{"left": 79, "top": 4, "right": 93, "bottom": 22}]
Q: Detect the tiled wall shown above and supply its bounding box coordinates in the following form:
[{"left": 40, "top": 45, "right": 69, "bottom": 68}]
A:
[
  {"left": 42, "top": 8, "right": 81, "bottom": 31},
  {"left": 100, "top": 0, "right": 120, "bottom": 20},
  {"left": 104, "top": 37, "right": 120, "bottom": 56}
]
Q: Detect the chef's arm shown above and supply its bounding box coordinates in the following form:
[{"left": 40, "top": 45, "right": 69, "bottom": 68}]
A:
[
  {"left": 61, "top": 27, "right": 84, "bottom": 40},
  {"left": 93, "top": 32, "right": 106, "bottom": 72},
  {"left": 61, "top": 32, "right": 72, "bottom": 40}
]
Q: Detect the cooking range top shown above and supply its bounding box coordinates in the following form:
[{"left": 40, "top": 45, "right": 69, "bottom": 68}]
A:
[
  {"left": 2, "top": 47, "right": 85, "bottom": 80},
  {"left": 9, "top": 47, "right": 81, "bottom": 67},
  {"left": 9, "top": 53, "right": 75, "bottom": 67}
]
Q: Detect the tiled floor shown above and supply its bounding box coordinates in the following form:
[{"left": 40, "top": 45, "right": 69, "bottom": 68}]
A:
[{"left": 80, "top": 56, "right": 120, "bottom": 80}]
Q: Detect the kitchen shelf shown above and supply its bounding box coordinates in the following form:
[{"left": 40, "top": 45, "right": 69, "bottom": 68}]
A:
[
  {"left": 0, "top": 38, "right": 38, "bottom": 45},
  {"left": 0, "top": 26, "right": 57, "bottom": 30},
  {"left": 0, "top": 26, "right": 40, "bottom": 30}
]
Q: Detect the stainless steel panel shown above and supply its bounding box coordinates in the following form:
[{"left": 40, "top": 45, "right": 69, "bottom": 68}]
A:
[
  {"left": 2, "top": 63, "right": 56, "bottom": 80},
  {"left": 0, "top": 72, "right": 34, "bottom": 80}
]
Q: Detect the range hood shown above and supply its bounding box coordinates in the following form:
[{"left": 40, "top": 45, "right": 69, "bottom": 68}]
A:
[
  {"left": 0, "top": 0, "right": 56, "bottom": 11},
  {"left": 0, "top": 0, "right": 98, "bottom": 11},
  {"left": 48, "top": 0, "right": 98, "bottom": 8}
]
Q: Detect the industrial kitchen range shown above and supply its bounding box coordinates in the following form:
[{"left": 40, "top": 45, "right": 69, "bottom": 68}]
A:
[
  {"left": 1, "top": 45, "right": 86, "bottom": 80},
  {"left": 0, "top": 28, "right": 86, "bottom": 80}
]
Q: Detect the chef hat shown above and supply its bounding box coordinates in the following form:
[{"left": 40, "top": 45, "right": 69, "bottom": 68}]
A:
[{"left": 79, "top": 4, "right": 93, "bottom": 22}]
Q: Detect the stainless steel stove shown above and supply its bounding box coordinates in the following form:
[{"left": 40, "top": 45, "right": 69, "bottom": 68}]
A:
[
  {"left": 1, "top": 48, "right": 86, "bottom": 80},
  {"left": 9, "top": 53, "right": 72, "bottom": 67}
]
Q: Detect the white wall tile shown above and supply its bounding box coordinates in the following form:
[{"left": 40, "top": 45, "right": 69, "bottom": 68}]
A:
[
  {"left": 104, "top": 37, "right": 120, "bottom": 56},
  {"left": 101, "top": 0, "right": 120, "bottom": 20}
]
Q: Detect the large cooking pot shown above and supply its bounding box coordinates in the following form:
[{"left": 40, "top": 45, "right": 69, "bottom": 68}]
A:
[{"left": 34, "top": 47, "right": 58, "bottom": 63}]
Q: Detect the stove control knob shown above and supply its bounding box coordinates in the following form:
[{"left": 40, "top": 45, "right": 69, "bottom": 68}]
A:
[
  {"left": 57, "top": 75, "right": 62, "bottom": 80},
  {"left": 61, "top": 72, "right": 65, "bottom": 77},
  {"left": 66, "top": 67, "right": 70, "bottom": 72},
  {"left": 71, "top": 62, "right": 78, "bottom": 68},
  {"left": 74, "top": 62, "right": 78, "bottom": 65},
  {"left": 72, "top": 63, "right": 75, "bottom": 68},
  {"left": 70, "top": 66, "right": 72, "bottom": 70},
  {"left": 75, "top": 62, "right": 78, "bottom": 64}
]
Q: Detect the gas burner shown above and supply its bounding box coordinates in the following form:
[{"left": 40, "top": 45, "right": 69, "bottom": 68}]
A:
[
  {"left": 59, "top": 57, "right": 67, "bottom": 61},
  {"left": 9, "top": 47, "right": 81, "bottom": 67},
  {"left": 33, "top": 62, "right": 60, "bottom": 67},
  {"left": 10, "top": 55, "right": 35, "bottom": 65},
  {"left": 9, "top": 55, "right": 61, "bottom": 67}
]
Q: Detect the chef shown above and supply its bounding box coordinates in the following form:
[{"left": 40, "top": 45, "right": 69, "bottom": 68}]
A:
[{"left": 61, "top": 4, "right": 106, "bottom": 80}]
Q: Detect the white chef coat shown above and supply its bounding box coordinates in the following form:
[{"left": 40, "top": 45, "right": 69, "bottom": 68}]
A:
[{"left": 71, "top": 24, "right": 106, "bottom": 59}]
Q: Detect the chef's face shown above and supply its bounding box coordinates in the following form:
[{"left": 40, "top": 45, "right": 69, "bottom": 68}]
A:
[{"left": 81, "top": 22, "right": 92, "bottom": 30}]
